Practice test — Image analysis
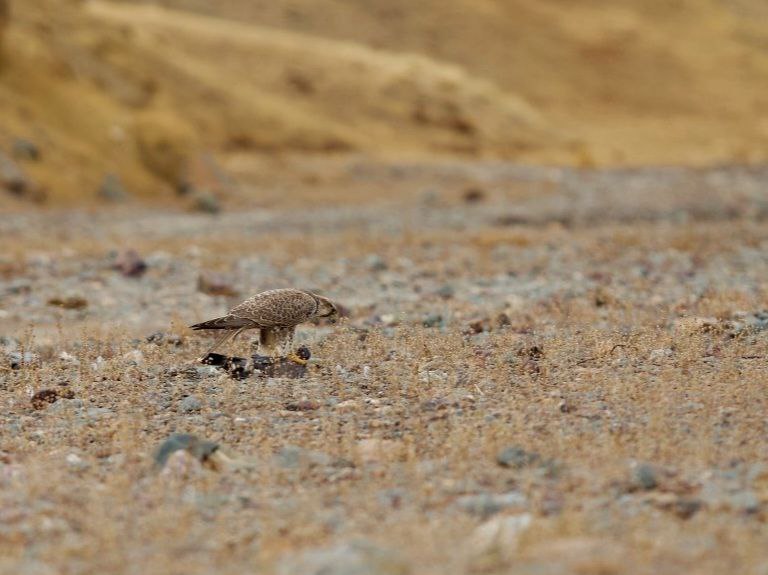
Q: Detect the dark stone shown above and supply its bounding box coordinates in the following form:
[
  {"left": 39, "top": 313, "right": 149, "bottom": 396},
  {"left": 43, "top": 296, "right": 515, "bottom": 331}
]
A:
[
  {"left": 146, "top": 332, "right": 183, "bottom": 346},
  {"left": 153, "top": 433, "right": 219, "bottom": 469},
  {"left": 632, "top": 463, "right": 659, "bottom": 490},
  {"left": 113, "top": 249, "right": 147, "bottom": 277},
  {"left": 496, "top": 446, "right": 541, "bottom": 469},
  {"left": 462, "top": 186, "right": 486, "bottom": 203},
  {"left": 7, "top": 350, "right": 37, "bottom": 370},
  {"left": 672, "top": 498, "right": 702, "bottom": 519},
  {"left": 0, "top": 151, "right": 27, "bottom": 194},
  {"left": 12, "top": 139, "right": 41, "bottom": 161},
  {"left": 192, "top": 190, "right": 221, "bottom": 214}
]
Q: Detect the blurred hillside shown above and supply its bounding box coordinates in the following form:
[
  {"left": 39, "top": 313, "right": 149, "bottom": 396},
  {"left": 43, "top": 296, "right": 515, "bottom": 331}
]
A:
[{"left": 1, "top": 0, "right": 767, "bottom": 203}]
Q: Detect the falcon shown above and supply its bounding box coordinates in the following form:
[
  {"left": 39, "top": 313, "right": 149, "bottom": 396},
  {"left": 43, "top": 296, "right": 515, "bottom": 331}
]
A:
[{"left": 191, "top": 288, "right": 338, "bottom": 360}]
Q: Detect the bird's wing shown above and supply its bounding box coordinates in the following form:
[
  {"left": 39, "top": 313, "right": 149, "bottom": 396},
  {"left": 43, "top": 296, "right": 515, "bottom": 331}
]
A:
[{"left": 230, "top": 289, "right": 317, "bottom": 328}]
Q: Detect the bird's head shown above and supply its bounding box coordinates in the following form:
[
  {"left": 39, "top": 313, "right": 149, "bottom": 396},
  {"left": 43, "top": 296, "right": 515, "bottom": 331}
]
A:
[{"left": 313, "top": 293, "right": 339, "bottom": 324}]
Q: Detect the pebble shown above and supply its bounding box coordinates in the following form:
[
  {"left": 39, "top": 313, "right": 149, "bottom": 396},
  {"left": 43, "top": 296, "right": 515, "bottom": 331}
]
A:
[
  {"left": 277, "top": 540, "right": 410, "bottom": 575},
  {"left": 0, "top": 151, "right": 28, "bottom": 194},
  {"left": 197, "top": 271, "right": 238, "bottom": 296},
  {"left": 154, "top": 433, "right": 220, "bottom": 469},
  {"left": 365, "top": 254, "right": 388, "bottom": 272},
  {"left": 65, "top": 453, "right": 89, "bottom": 471},
  {"left": 285, "top": 399, "right": 321, "bottom": 412},
  {"left": 7, "top": 350, "right": 38, "bottom": 369},
  {"left": 335, "top": 399, "right": 360, "bottom": 412},
  {"left": 435, "top": 284, "right": 455, "bottom": 299},
  {"left": 631, "top": 462, "right": 659, "bottom": 490},
  {"left": 356, "top": 438, "right": 400, "bottom": 464},
  {"left": 456, "top": 491, "right": 528, "bottom": 518},
  {"left": 465, "top": 513, "right": 532, "bottom": 572},
  {"left": 11, "top": 138, "right": 41, "bottom": 161},
  {"left": 274, "top": 445, "right": 331, "bottom": 469},
  {"left": 112, "top": 249, "right": 148, "bottom": 277},
  {"left": 462, "top": 186, "right": 486, "bottom": 203},
  {"left": 648, "top": 348, "right": 672, "bottom": 361},
  {"left": 192, "top": 190, "right": 221, "bottom": 214},
  {"left": 728, "top": 490, "right": 761, "bottom": 514},
  {"left": 98, "top": 173, "right": 130, "bottom": 202},
  {"left": 496, "top": 446, "right": 540, "bottom": 469},
  {"left": 179, "top": 395, "right": 203, "bottom": 413}
]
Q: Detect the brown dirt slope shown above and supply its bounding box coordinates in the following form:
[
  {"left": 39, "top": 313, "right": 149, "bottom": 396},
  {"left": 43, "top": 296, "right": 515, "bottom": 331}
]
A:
[
  {"left": 154, "top": 0, "right": 768, "bottom": 165},
  {"left": 1, "top": 0, "right": 768, "bottom": 204},
  {"left": 0, "top": 0, "right": 551, "bottom": 204}
]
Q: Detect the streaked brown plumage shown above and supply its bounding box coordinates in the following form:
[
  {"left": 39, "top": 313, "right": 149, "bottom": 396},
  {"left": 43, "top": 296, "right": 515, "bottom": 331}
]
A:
[{"left": 191, "top": 288, "right": 338, "bottom": 357}]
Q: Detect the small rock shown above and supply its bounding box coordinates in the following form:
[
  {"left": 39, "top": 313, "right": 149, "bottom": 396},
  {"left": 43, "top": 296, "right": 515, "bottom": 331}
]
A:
[
  {"left": 365, "top": 254, "right": 388, "bottom": 272},
  {"left": 728, "top": 490, "right": 761, "bottom": 514},
  {"left": 671, "top": 497, "right": 703, "bottom": 519},
  {"left": 179, "top": 395, "right": 203, "bottom": 413},
  {"left": 112, "top": 249, "right": 147, "bottom": 277},
  {"left": 456, "top": 492, "right": 528, "bottom": 518},
  {"left": 98, "top": 173, "right": 129, "bottom": 202},
  {"left": 335, "top": 399, "right": 359, "bottom": 412},
  {"left": 197, "top": 272, "right": 238, "bottom": 296},
  {"left": 465, "top": 513, "right": 532, "bottom": 572},
  {"left": 47, "top": 296, "right": 88, "bottom": 310},
  {"left": 12, "top": 139, "right": 41, "bottom": 161},
  {"left": 0, "top": 151, "right": 28, "bottom": 194},
  {"left": 179, "top": 152, "right": 234, "bottom": 198},
  {"left": 496, "top": 446, "right": 540, "bottom": 469},
  {"left": 191, "top": 190, "right": 221, "bottom": 214},
  {"left": 464, "top": 317, "right": 490, "bottom": 335},
  {"left": 648, "top": 348, "right": 672, "bottom": 361},
  {"left": 277, "top": 540, "right": 411, "bottom": 575},
  {"left": 379, "top": 314, "right": 398, "bottom": 327},
  {"left": 274, "top": 445, "right": 331, "bottom": 469},
  {"left": 285, "top": 399, "right": 321, "bottom": 412},
  {"left": 65, "top": 453, "right": 89, "bottom": 471},
  {"left": 146, "top": 332, "right": 184, "bottom": 346},
  {"left": 462, "top": 186, "right": 486, "bottom": 203},
  {"left": 356, "top": 438, "right": 400, "bottom": 464},
  {"left": 435, "top": 284, "right": 455, "bottom": 299},
  {"left": 58, "top": 351, "right": 78, "bottom": 364},
  {"left": 154, "top": 433, "right": 220, "bottom": 470},
  {"left": 8, "top": 350, "right": 39, "bottom": 370},
  {"left": 631, "top": 462, "right": 659, "bottom": 490},
  {"left": 85, "top": 407, "right": 114, "bottom": 420},
  {"left": 422, "top": 313, "right": 442, "bottom": 328}
]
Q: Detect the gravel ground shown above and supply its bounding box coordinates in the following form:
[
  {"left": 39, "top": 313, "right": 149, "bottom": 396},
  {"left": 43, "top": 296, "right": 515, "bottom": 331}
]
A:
[{"left": 1, "top": 163, "right": 768, "bottom": 574}]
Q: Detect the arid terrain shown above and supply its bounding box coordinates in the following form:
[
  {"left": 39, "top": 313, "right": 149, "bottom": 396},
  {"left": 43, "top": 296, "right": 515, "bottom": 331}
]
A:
[
  {"left": 2, "top": 162, "right": 768, "bottom": 574},
  {"left": 2, "top": 0, "right": 768, "bottom": 573}
]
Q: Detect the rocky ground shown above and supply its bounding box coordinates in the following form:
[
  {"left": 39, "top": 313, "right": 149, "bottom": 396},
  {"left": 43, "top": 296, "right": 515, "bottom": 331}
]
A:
[{"left": 2, "top": 163, "right": 768, "bottom": 574}]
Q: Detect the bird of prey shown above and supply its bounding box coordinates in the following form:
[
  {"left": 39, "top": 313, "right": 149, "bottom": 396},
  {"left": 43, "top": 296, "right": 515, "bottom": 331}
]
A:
[{"left": 190, "top": 288, "right": 338, "bottom": 361}]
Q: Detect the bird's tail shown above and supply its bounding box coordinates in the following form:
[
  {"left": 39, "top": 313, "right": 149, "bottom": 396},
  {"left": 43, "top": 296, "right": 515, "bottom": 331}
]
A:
[{"left": 190, "top": 315, "right": 253, "bottom": 330}]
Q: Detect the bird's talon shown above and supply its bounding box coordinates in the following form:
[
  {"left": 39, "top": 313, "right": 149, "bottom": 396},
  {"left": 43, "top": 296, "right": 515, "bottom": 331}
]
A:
[{"left": 286, "top": 353, "right": 308, "bottom": 366}]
